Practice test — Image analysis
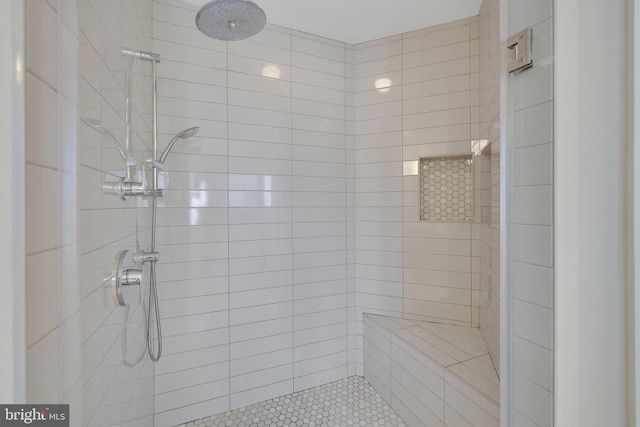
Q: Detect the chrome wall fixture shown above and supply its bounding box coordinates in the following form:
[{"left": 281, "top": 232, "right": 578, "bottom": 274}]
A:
[
  {"left": 506, "top": 28, "right": 533, "bottom": 73},
  {"left": 101, "top": 48, "right": 163, "bottom": 200},
  {"left": 105, "top": 48, "right": 199, "bottom": 363},
  {"left": 110, "top": 250, "right": 142, "bottom": 306},
  {"left": 109, "top": 249, "right": 162, "bottom": 306},
  {"left": 195, "top": 0, "right": 266, "bottom": 41}
]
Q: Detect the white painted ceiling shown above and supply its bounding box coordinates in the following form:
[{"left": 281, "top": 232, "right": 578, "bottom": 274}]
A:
[{"left": 187, "top": 0, "right": 482, "bottom": 44}]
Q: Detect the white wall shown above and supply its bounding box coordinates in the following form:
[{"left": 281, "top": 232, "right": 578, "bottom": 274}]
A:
[
  {"left": 635, "top": 1, "right": 640, "bottom": 423},
  {"left": 77, "top": 0, "right": 155, "bottom": 425},
  {"left": 502, "top": 0, "right": 555, "bottom": 425},
  {"left": 0, "top": 0, "right": 26, "bottom": 404},
  {"left": 352, "top": 17, "right": 481, "bottom": 375},
  {"left": 24, "top": 0, "right": 81, "bottom": 421},
  {"left": 150, "top": 2, "right": 490, "bottom": 424},
  {"left": 151, "top": 1, "right": 350, "bottom": 425},
  {"left": 69, "top": 1, "right": 573, "bottom": 425},
  {"left": 556, "top": 0, "right": 631, "bottom": 425}
]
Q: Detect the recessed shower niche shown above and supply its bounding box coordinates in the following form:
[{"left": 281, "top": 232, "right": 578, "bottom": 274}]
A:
[{"left": 419, "top": 155, "right": 473, "bottom": 222}]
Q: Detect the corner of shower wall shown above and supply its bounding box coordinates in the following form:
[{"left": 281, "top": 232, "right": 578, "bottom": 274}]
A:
[
  {"left": 346, "top": 43, "right": 357, "bottom": 379},
  {"left": 501, "top": 0, "right": 555, "bottom": 425},
  {"left": 476, "top": 0, "right": 502, "bottom": 377},
  {"left": 352, "top": 15, "right": 484, "bottom": 375},
  {"left": 77, "top": 0, "right": 155, "bottom": 425}
]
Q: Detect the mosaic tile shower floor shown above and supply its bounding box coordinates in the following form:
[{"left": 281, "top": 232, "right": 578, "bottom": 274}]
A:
[{"left": 176, "top": 376, "right": 406, "bottom": 427}]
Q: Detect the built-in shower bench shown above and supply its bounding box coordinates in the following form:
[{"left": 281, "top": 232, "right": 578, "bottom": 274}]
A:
[{"left": 363, "top": 314, "right": 499, "bottom": 427}]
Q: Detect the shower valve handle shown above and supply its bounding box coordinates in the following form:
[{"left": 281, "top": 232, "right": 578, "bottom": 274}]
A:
[
  {"left": 121, "top": 268, "right": 142, "bottom": 286},
  {"left": 110, "top": 250, "right": 142, "bottom": 306}
]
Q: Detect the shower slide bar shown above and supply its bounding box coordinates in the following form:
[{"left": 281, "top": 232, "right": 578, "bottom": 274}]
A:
[{"left": 108, "top": 47, "right": 200, "bottom": 364}]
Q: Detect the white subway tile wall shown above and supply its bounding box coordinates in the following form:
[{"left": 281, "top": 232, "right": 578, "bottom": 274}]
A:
[
  {"left": 137, "top": 12, "right": 498, "bottom": 423},
  {"left": 353, "top": 34, "right": 404, "bottom": 380},
  {"left": 22, "top": 0, "right": 564, "bottom": 425},
  {"left": 153, "top": 2, "right": 230, "bottom": 425},
  {"left": 507, "top": 0, "right": 555, "bottom": 424},
  {"left": 152, "top": 2, "right": 490, "bottom": 424},
  {"left": 151, "top": 1, "right": 350, "bottom": 424},
  {"left": 354, "top": 17, "right": 481, "bottom": 377},
  {"left": 291, "top": 30, "right": 349, "bottom": 394},
  {"left": 346, "top": 44, "right": 357, "bottom": 382},
  {"left": 25, "top": 0, "right": 82, "bottom": 423},
  {"left": 77, "top": 0, "right": 155, "bottom": 426}
]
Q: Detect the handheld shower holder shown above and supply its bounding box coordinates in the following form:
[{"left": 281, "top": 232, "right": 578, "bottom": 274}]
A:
[
  {"left": 145, "top": 159, "right": 165, "bottom": 169},
  {"left": 143, "top": 188, "right": 164, "bottom": 198}
]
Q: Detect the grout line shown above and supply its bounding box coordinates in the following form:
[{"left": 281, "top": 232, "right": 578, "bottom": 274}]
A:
[
  {"left": 400, "top": 34, "right": 405, "bottom": 322},
  {"left": 290, "top": 29, "right": 296, "bottom": 391},
  {"left": 345, "top": 43, "right": 352, "bottom": 373},
  {"left": 225, "top": 37, "right": 232, "bottom": 411}
]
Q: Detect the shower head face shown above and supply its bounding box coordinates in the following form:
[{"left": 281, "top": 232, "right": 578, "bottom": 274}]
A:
[
  {"left": 176, "top": 126, "right": 200, "bottom": 139},
  {"left": 196, "top": 0, "right": 266, "bottom": 41}
]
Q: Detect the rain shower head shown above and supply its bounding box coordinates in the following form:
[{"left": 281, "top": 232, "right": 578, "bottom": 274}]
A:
[
  {"left": 158, "top": 127, "right": 200, "bottom": 164},
  {"left": 195, "top": 0, "right": 266, "bottom": 41}
]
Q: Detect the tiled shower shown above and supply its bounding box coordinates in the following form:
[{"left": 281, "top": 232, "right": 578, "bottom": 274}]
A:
[{"left": 23, "top": 0, "right": 555, "bottom": 426}]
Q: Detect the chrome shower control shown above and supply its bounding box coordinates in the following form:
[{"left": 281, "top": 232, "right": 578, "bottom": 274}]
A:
[
  {"left": 103, "top": 178, "right": 145, "bottom": 200},
  {"left": 103, "top": 178, "right": 163, "bottom": 199},
  {"left": 121, "top": 268, "right": 142, "bottom": 285},
  {"left": 110, "top": 250, "right": 142, "bottom": 306}
]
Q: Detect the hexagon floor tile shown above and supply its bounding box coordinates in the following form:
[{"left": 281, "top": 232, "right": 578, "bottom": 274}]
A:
[{"left": 175, "top": 376, "right": 406, "bottom": 427}]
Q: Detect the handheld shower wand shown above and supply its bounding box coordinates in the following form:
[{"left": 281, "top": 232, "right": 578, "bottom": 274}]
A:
[{"left": 159, "top": 127, "right": 200, "bottom": 165}]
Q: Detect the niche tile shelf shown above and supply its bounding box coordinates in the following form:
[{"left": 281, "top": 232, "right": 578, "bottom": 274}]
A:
[{"left": 420, "top": 156, "right": 473, "bottom": 221}]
